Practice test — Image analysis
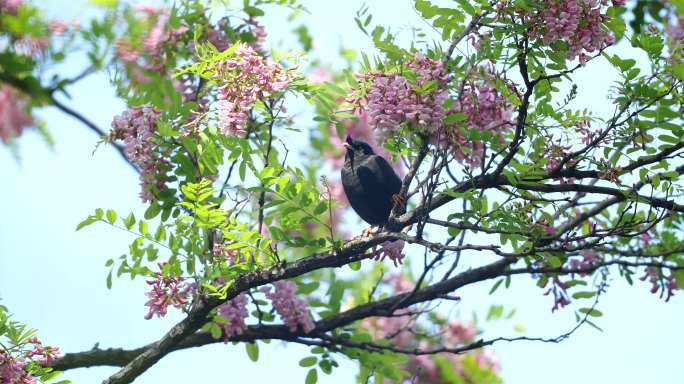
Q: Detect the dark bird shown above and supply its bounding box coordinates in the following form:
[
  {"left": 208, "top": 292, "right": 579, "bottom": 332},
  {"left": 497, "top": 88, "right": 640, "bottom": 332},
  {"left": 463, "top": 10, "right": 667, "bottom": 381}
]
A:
[{"left": 341, "top": 136, "right": 404, "bottom": 229}]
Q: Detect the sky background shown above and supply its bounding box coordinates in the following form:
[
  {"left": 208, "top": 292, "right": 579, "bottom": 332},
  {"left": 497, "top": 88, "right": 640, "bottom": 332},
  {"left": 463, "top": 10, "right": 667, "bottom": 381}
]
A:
[{"left": 1, "top": 0, "right": 683, "bottom": 383}]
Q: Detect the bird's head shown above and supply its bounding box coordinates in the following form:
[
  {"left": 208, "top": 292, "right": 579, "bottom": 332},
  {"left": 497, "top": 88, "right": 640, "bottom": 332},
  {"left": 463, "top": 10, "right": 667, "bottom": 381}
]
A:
[{"left": 343, "top": 135, "right": 375, "bottom": 159}]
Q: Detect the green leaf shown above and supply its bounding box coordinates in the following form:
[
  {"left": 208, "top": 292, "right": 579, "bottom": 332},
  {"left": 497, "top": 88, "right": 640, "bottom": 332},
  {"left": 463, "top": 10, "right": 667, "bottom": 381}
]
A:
[
  {"left": 139, "top": 220, "right": 149, "bottom": 235},
  {"left": 445, "top": 112, "right": 468, "bottom": 124},
  {"left": 95, "top": 208, "right": 104, "bottom": 219},
  {"left": 305, "top": 368, "right": 318, "bottom": 384},
  {"left": 313, "top": 201, "right": 328, "bottom": 215},
  {"left": 489, "top": 279, "right": 503, "bottom": 294},
  {"left": 572, "top": 291, "right": 595, "bottom": 299},
  {"left": 106, "top": 209, "right": 117, "bottom": 224},
  {"left": 145, "top": 203, "right": 162, "bottom": 220},
  {"left": 89, "top": 0, "right": 117, "bottom": 7},
  {"left": 579, "top": 307, "right": 603, "bottom": 317},
  {"left": 123, "top": 213, "right": 136, "bottom": 230},
  {"left": 246, "top": 342, "right": 259, "bottom": 362},
  {"left": 299, "top": 356, "right": 318, "bottom": 367},
  {"left": 75, "top": 216, "right": 98, "bottom": 231}
]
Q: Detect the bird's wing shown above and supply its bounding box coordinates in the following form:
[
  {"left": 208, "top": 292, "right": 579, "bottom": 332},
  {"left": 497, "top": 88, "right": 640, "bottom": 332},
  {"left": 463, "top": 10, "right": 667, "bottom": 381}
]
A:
[{"left": 357, "top": 155, "right": 402, "bottom": 196}]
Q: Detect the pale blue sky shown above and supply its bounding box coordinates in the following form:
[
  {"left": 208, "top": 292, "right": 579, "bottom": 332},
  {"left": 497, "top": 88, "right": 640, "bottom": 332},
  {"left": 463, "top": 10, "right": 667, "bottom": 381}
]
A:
[{"left": 1, "top": 1, "right": 682, "bottom": 383}]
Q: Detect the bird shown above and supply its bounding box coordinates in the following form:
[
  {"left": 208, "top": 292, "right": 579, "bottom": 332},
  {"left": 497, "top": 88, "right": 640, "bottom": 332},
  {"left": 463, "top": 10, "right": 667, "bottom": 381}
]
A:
[{"left": 341, "top": 135, "right": 404, "bottom": 233}]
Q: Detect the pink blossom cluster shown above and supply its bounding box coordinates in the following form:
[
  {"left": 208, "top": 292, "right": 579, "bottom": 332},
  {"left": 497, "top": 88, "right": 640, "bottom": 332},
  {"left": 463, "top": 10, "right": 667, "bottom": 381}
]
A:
[
  {"left": 544, "top": 143, "right": 576, "bottom": 183},
  {"left": 575, "top": 118, "right": 603, "bottom": 145},
  {"left": 143, "top": 272, "right": 195, "bottom": 319},
  {"left": 0, "top": 336, "right": 63, "bottom": 384},
  {"left": 48, "top": 20, "right": 70, "bottom": 36},
  {"left": 0, "top": 0, "right": 22, "bottom": 14},
  {"left": 246, "top": 17, "right": 267, "bottom": 52},
  {"left": 666, "top": 14, "right": 684, "bottom": 57},
  {"left": 0, "top": 350, "right": 32, "bottom": 384},
  {"left": 206, "top": 19, "right": 231, "bottom": 52},
  {"left": 406, "top": 321, "right": 499, "bottom": 383},
  {"left": 212, "top": 242, "right": 240, "bottom": 264},
  {"left": 14, "top": 36, "right": 49, "bottom": 57},
  {"left": 308, "top": 66, "right": 333, "bottom": 85},
  {"left": 362, "top": 274, "right": 499, "bottom": 382},
  {"left": 447, "top": 78, "right": 514, "bottom": 166},
  {"left": 528, "top": 0, "right": 618, "bottom": 63},
  {"left": 110, "top": 106, "right": 172, "bottom": 202},
  {"left": 261, "top": 280, "right": 315, "bottom": 333},
  {"left": 215, "top": 45, "right": 292, "bottom": 136},
  {"left": 0, "top": 85, "right": 32, "bottom": 144},
  {"left": 25, "top": 337, "right": 62, "bottom": 366},
  {"left": 566, "top": 249, "right": 602, "bottom": 276},
  {"left": 114, "top": 5, "right": 188, "bottom": 76},
  {"left": 539, "top": 276, "right": 571, "bottom": 312},
  {"left": 217, "top": 293, "right": 249, "bottom": 338},
  {"left": 365, "top": 54, "right": 449, "bottom": 136},
  {"left": 641, "top": 267, "right": 679, "bottom": 302},
  {"left": 360, "top": 274, "right": 416, "bottom": 346},
  {"left": 374, "top": 239, "right": 406, "bottom": 266}
]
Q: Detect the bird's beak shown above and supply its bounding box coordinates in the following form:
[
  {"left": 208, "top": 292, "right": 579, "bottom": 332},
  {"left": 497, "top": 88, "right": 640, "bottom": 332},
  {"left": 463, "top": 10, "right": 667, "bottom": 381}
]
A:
[{"left": 343, "top": 142, "right": 352, "bottom": 150}]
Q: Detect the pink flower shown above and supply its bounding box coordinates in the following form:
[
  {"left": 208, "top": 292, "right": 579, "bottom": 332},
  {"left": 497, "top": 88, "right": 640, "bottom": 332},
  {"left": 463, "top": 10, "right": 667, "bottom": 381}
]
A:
[
  {"left": 0, "top": 350, "right": 32, "bottom": 384},
  {"left": 246, "top": 17, "right": 267, "bottom": 52},
  {"left": 206, "top": 20, "right": 231, "bottom": 52},
  {"left": 444, "top": 320, "right": 477, "bottom": 344},
  {"left": 384, "top": 273, "right": 414, "bottom": 293},
  {"left": 446, "top": 74, "right": 514, "bottom": 166},
  {"left": 143, "top": 14, "right": 168, "bottom": 59},
  {"left": 110, "top": 106, "right": 172, "bottom": 202},
  {"left": 48, "top": 20, "right": 69, "bottom": 36},
  {"left": 115, "top": 39, "right": 140, "bottom": 62},
  {"left": 0, "top": 0, "right": 22, "bottom": 14},
  {"left": 261, "top": 280, "right": 315, "bottom": 333},
  {"left": 640, "top": 267, "right": 679, "bottom": 302},
  {"left": 14, "top": 37, "right": 49, "bottom": 57},
  {"left": 374, "top": 240, "right": 406, "bottom": 266},
  {"left": 217, "top": 293, "right": 249, "bottom": 338},
  {"left": 0, "top": 85, "right": 32, "bottom": 144},
  {"left": 143, "top": 272, "right": 194, "bottom": 319},
  {"left": 365, "top": 54, "right": 449, "bottom": 137},
  {"left": 641, "top": 232, "right": 651, "bottom": 246},
  {"left": 309, "top": 66, "right": 333, "bottom": 85},
  {"left": 361, "top": 310, "right": 414, "bottom": 348},
  {"left": 214, "top": 45, "right": 292, "bottom": 136},
  {"left": 25, "top": 338, "right": 63, "bottom": 366},
  {"left": 528, "top": 0, "right": 616, "bottom": 61},
  {"left": 133, "top": 3, "right": 159, "bottom": 14}
]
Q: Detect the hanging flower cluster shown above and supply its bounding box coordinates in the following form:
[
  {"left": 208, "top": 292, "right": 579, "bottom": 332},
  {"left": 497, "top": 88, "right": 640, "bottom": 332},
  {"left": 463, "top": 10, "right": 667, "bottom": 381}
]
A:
[
  {"left": 114, "top": 5, "right": 189, "bottom": 82},
  {"left": 641, "top": 267, "right": 679, "bottom": 302},
  {"left": 446, "top": 76, "right": 515, "bottom": 166},
  {"left": 110, "top": 106, "right": 172, "bottom": 202},
  {"left": 374, "top": 239, "right": 406, "bottom": 266},
  {"left": 353, "top": 55, "right": 514, "bottom": 167},
  {"left": 143, "top": 272, "right": 194, "bottom": 319},
  {"left": 361, "top": 274, "right": 500, "bottom": 383},
  {"left": 0, "top": 0, "right": 22, "bottom": 14},
  {"left": 215, "top": 45, "right": 292, "bottom": 136},
  {"left": 261, "top": 280, "right": 315, "bottom": 333},
  {"left": 527, "top": 0, "right": 621, "bottom": 63},
  {"left": 216, "top": 293, "right": 249, "bottom": 338},
  {"left": 0, "top": 337, "right": 63, "bottom": 384},
  {"left": 365, "top": 54, "right": 449, "bottom": 137},
  {"left": 0, "top": 85, "right": 32, "bottom": 144}
]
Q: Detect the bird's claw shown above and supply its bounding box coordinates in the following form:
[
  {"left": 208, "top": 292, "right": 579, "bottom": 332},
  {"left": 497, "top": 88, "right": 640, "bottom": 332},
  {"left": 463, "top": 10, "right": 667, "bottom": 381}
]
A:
[{"left": 361, "top": 226, "right": 376, "bottom": 238}]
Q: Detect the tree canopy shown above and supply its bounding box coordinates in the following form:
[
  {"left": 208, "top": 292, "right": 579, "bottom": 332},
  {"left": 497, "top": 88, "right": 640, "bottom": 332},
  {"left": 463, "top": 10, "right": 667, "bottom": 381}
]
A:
[{"left": 1, "top": 0, "right": 683, "bottom": 383}]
